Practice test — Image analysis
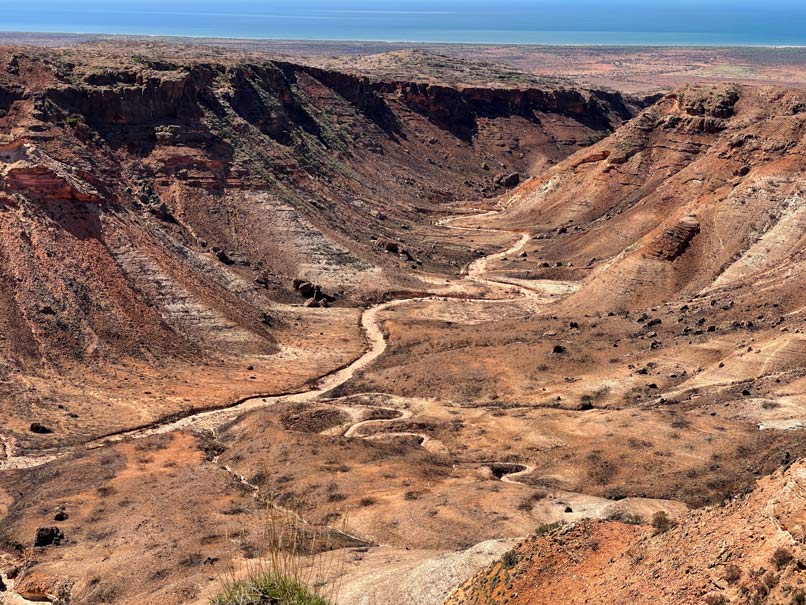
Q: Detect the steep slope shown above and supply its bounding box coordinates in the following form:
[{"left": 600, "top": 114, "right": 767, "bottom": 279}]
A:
[
  {"left": 482, "top": 84, "right": 806, "bottom": 312},
  {"left": 1, "top": 46, "right": 805, "bottom": 605},
  {"left": 446, "top": 460, "right": 806, "bottom": 605}
]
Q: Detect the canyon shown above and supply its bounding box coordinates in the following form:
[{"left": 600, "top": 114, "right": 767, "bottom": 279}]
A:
[{"left": 0, "top": 41, "right": 804, "bottom": 605}]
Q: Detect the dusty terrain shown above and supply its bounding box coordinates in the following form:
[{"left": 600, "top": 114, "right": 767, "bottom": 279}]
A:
[
  {"left": 0, "top": 40, "right": 804, "bottom": 605},
  {"left": 447, "top": 461, "right": 806, "bottom": 605}
]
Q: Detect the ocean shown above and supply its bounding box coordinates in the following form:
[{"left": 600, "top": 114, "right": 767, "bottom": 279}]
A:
[{"left": 3, "top": 1, "right": 805, "bottom": 46}]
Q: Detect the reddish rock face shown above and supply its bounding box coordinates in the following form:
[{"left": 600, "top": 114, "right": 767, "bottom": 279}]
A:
[{"left": 0, "top": 45, "right": 636, "bottom": 451}]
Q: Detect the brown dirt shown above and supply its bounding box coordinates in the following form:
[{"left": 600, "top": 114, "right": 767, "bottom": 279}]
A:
[{"left": 447, "top": 461, "right": 806, "bottom": 605}]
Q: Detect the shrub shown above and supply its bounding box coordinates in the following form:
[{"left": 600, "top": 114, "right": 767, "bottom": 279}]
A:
[
  {"left": 501, "top": 549, "right": 520, "bottom": 569},
  {"left": 651, "top": 511, "right": 677, "bottom": 535},
  {"left": 211, "top": 506, "right": 343, "bottom": 605},
  {"left": 211, "top": 572, "right": 331, "bottom": 605},
  {"left": 772, "top": 547, "right": 794, "bottom": 569},
  {"left": 535, "top": 521, "right": 562, "bottom": 537},
  {"left": 722, "top": 563, "right": 742, "bottom": 584},
  {"left": 606, "top": 511, "right": 644, "bottom": 525}
]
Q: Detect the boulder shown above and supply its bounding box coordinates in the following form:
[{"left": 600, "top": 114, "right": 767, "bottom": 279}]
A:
[
  {"left": 34, "top": 526, "right": 64, "bottom": 547},
  {"left": 29, "top": 422, "right": 53, "bottom": 434},
  {"left": 297, "top": 282, "right": 315, "bottom": 298},
  {"left": 294, "top": 280, "right": 335, "bottom": 304},
  {"left": 495, "top": 172, "right": 521, "bottom": 188},
  {"left": 148, "top": 201, "right": 176, "bottom": 223},
  {"left": 215, "top": 249, "right": 234, "bottom": 265}
]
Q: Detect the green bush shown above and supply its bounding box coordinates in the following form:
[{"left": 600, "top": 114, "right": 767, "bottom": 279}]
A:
[
  {"left": 211, "top": 504, "right": 343, "bottom": 605},
  {"left": 501, "top": 549, "right": 520, "bottom": 569},
  {"left": 211, "top": 572, "right": 330, "bottom": 605}
]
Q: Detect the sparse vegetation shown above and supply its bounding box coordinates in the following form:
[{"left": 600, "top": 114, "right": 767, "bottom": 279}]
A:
[
  {"left": 586, "top": 451, "right": 619, "bottom": 485},
  {"left": 580, "top": 386, "right": 611, "bottom": 409},
  {"left": 501, "top": 549, "right": 520, "bottom": 569},
  {"left": 211, "top": 506, "right": 344, "bottom": 605},
  {"left": 607, "top": 510, "right": 644, "bottom": 525},
  {"left": 5, "top": 39, "right": 806, "bottom": 605},
  {"left": 723, "top": 563, "right": 742, "bottom": 584},
  {"left": 651, "top": 511, "right": 677, "bottom": 535},
  {"left": 772, "top": 547, "right": 794, "bottom": 569},
  {"left": 535, "top": 521, "right": 563, "bottom": 537},
  {"left": 212, "top": 573, "right": 331, "bottom": 605}
]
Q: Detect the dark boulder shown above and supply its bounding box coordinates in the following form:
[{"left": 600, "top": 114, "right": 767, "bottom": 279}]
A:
[
  {"left": 34, "top": 527, "right": 64, "bottom": 547},
  {"left": 294, "top": 280, "right": 335, "bottom": 304},
  {"left": 297, "top": 282, "right": 315, "bottom": 298},
  {"left": 495, "top": 172, "right": 521, "bottom": 188},
  {"left": 215, "top": 249, "right": 234, "bottom": 265}
]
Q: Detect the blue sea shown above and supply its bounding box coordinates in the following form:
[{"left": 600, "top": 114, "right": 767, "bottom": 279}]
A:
[{"left": 3, "top": 0, "right": 805, "bottom": 46}]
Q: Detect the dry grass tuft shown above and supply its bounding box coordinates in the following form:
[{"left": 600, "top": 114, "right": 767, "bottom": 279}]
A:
[{"left": 211, "top": 505, "right": 346, "bottom": 605}]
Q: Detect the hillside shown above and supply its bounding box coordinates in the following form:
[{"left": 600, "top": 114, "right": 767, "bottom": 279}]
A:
[
  {"left": 482, "top": 84, "right": 806, "bottom": 312},
  {"left": 446, "top": 460, "right": 806, "bottom": 605}
]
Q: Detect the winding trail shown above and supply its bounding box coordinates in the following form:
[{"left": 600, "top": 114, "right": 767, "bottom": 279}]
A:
[
  {"left": 1, "top": 204, "right": 538, "bottom": 471},
  {"left": 497, "top": 463, "right": 536, "bottom": 485}
]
